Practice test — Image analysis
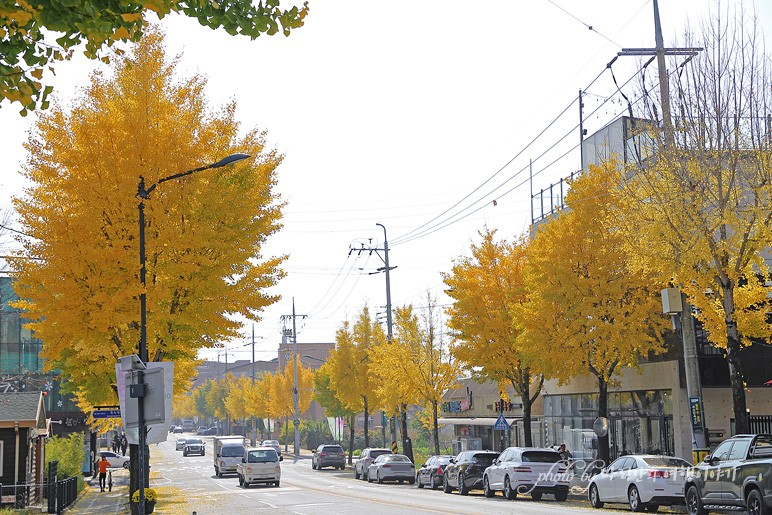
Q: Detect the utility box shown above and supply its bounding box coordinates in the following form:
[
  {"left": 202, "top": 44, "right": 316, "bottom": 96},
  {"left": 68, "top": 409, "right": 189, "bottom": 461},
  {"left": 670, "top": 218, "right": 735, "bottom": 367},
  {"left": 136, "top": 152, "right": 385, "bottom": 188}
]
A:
[{"left": 661, "top": 288, "right": 683, "bottom": 314}]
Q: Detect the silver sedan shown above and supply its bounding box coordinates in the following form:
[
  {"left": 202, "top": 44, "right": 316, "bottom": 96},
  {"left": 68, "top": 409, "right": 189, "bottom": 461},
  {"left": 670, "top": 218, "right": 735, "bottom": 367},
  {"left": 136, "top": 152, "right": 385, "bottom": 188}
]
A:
[
  {"left": 175, "top": 437, "right": 188, "bottom": 451},
  {"left": 367, "top": 454, "right": 415, "bottom": 484}
]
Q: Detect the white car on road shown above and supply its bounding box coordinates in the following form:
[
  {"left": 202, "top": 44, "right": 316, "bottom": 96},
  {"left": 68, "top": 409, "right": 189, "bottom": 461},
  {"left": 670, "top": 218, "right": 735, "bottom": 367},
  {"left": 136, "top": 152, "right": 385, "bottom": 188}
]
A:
[
  {"left": 588, "top": 455, "right": 692, "bottom": 512},
  {"left": 99, "top": 451, "right": 130, "bottom": 469}
]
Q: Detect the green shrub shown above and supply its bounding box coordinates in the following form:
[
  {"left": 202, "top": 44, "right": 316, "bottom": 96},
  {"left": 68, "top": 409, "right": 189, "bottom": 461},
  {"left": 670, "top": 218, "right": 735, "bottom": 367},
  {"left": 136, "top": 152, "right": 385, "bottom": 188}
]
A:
[{"left": 46, "top": 433, "right": 85, "bottom": 479}]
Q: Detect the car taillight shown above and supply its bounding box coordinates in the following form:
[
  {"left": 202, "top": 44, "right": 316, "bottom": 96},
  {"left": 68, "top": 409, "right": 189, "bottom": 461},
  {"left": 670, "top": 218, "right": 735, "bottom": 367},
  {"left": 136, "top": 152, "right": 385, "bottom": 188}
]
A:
[
  {"left": 513, "top": 466, "right": 531, "bottom": 473},
  {"left": 383, "top": 464, "right": 391, "bottom": 468},
  {"left": 321, "top": 452, "right": 327, "bottom": 457},
  {"left": 437, "top": 466, "right": 444, "bottom": 475},
  {"left": 649, "top": 470, "right": 670, "bottom": 478}
]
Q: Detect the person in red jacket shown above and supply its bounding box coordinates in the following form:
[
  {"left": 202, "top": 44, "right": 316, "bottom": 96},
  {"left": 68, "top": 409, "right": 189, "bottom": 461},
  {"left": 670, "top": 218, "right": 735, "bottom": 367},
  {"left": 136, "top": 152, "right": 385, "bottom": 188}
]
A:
[{"left": 98, "top": 455, "right": 110, "bottom": 492}]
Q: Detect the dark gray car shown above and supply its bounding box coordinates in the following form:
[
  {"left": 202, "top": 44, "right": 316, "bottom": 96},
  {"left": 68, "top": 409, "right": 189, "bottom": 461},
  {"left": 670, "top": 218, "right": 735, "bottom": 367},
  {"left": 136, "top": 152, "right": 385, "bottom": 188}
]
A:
[{"left": 312, "top": 444, "right": 346, "bottom": 470}]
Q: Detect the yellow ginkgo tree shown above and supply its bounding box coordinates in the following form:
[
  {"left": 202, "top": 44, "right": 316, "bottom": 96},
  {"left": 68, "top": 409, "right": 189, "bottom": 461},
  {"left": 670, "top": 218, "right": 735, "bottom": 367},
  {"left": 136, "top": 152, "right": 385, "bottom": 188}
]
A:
[
  {"left": 519, "top": 162, "right": 669, "bottom": 465},
  {"left": 443, "top": 228, "right": 543, "bottom": 446},
  {"left": 11, "top": 28, "right": 285, "bottom": 413}
]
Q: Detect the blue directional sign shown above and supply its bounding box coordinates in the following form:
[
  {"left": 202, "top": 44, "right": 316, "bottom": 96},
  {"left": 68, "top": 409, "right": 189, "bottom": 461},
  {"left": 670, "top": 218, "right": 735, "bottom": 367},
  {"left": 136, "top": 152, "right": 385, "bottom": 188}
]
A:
[
  {"left": 93, "top": 409, "right": 121, "bottom": 419},
  {"left": 494, "top": 413, "right": 509, "bottom": 431}
]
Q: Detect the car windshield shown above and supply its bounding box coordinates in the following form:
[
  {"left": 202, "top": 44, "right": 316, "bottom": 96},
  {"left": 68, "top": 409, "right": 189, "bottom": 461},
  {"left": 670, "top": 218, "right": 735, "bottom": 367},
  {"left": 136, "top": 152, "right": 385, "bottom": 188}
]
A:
[
  {"left": 248, "top": 449, "right": 279, "bottom": 463},
  {"left": 371, "top": 450, "right": 391, "bottom": 459},
  {"left": 641, "top": 457, "right": 692, "bottom": 468},
  {"left": 186, "top": 439, "right": 203, "bottom": 445},
  {"left": 385, "top": 455, "right": 410, "bottom": 462},
  {"left": 471, "top": 453, "right": 499, "bottom": 465},
  {"left": 262, "top": 440, "right": 279, "bottom": 447},
  {"left": 221, "top": 445, "right": 244, "bottom": 457},
  {"left": 522, "top": 451, "right": 562, "bottom": 463}
]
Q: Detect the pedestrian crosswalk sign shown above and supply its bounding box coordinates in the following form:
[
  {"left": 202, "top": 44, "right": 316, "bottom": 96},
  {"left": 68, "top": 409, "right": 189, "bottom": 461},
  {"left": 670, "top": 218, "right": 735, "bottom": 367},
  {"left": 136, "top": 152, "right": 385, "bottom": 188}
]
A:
[{"left": 494, "top": 413, "right": 509, "bottom": 431}]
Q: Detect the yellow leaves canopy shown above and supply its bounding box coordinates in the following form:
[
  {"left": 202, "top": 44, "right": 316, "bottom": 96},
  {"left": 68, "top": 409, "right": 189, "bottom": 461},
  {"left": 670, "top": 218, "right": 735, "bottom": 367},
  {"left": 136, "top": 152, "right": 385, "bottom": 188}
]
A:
[
  {"left": 519, "top": 161, "right": 669, "bottom": 383},
  {"left": 11, "top": 28, "right": 285, "bottom": 415}
]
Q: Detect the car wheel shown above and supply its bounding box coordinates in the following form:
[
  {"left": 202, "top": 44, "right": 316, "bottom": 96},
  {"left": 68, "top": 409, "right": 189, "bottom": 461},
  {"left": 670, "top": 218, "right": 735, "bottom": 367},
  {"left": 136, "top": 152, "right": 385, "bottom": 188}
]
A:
[
  {"left": 746, "top": 488, "right": 765, "bottom": 515},
  {"left": 238, "top": 474, "right": 244, "bottom": 487},
  {"left": 378, "top": 472, "right": 384, "bottom": 484},
  {"left": 430, "top": 474, "right": 440, "bottom": 490},
  {"left": 647, "top": 504, "right": 659, "bottom": 513},
  {"left": 443, "top": 475, "right": 452, "bottom": 494},
  {"left": 417, "top": 474, "right": 424, "bottom": 488},
  {"left": 504, "top": 475, "right": 516, "bottom": 500},
  {"left": 275, "top": 481, "right": 280, "bottom": 487},
  {"left": 686, "top": 485, "right": 708, "bottom": 515},
  {"left": 483, "top": 476, "right": 495, "bottom": 498},
  {"left": 532, "top": 491, "right": 543, "bottom": 501},
  {"left": 589, "top": 484, "right": 604, "bottom": 508},
  {"left": 368, "top": 472, "right": 374, "bottom": 483},
  {"left": 355, "top": 468, "right": 360, "bottom": 480},
  {"left": 554, "top": 488, "right": 569, "bottom": 502},
  {"left": 122, "top": 461, "right": 130, "bottom": 470},
  {"left": 408, "top": 478, "right": 415, "bottom": 485},
  {"left": 183, "top": 451, "right": 187, "bottom": 457},
  {"left": 458, "top": 475, "right": 469, "bottom": 496},
  {"left": 216, "top": 468, "right": 222, "bottom": 478},
  {"left": 629, "top": 485, "right": 644, "bottom": 512}
]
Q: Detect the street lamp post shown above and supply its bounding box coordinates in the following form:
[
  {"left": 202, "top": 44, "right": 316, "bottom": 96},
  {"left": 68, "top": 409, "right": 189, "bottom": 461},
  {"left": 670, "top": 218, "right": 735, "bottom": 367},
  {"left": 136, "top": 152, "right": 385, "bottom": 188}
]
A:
[{"left": 133, "top": 153, "right": 250, "bottom": 513}]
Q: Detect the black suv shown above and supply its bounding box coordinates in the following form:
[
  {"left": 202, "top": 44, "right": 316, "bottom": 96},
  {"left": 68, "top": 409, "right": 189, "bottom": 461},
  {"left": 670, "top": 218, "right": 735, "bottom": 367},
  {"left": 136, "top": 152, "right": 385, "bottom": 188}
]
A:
[
  {"left": 442, "top": 450, "right": 500, "bottom": 495},
  {"left": 685, "top": 433, "right": 772, "bottom": 515},
  {"left": 312, "top": 444, "right": 346, "bottom": 470}
]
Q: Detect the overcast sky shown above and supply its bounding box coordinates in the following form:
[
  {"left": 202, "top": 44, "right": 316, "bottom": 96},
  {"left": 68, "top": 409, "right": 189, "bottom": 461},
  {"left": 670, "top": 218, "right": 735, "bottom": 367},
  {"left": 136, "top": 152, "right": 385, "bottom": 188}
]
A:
[{"left": 2, "top": 1, "right": 770, "bottom": 363}]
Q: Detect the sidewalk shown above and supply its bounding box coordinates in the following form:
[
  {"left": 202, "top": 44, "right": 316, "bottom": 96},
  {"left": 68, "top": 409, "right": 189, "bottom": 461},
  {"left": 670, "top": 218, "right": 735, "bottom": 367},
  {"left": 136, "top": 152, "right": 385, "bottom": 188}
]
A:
[{"left": 68, "top": 469, "right": 130, "bottom": 514}]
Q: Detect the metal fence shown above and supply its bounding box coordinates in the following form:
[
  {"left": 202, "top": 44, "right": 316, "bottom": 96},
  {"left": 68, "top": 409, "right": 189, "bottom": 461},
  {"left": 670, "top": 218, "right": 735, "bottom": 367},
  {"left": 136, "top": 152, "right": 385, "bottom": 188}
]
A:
[
  {"left": 0, "top": 477, "right": 78, "bottom": 513},
  {"left": 750, "top": 415, "right": 772, "bottom": 434}
]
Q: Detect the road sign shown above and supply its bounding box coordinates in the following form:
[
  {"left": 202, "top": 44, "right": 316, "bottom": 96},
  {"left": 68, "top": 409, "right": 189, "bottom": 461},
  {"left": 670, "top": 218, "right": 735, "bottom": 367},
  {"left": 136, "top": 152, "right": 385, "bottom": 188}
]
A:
[
  {"left": 93, "top": 409, "right": 121, "bottom": 419},
  {"left": 494, "top": 413, "right": 509, "bottom": 431}
]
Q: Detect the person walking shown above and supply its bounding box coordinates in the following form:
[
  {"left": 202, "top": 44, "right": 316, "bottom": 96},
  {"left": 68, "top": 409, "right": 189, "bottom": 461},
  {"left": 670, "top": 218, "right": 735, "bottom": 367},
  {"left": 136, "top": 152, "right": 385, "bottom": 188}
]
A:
[
  {"left": 98, "top": 455, "right": 110, "bottom": 492},
  {"left": 113, "top": 434, "right": 120, "bottom": 453},
  {"left": 120, "top": 434, "right": 128, "bottom": 456}
]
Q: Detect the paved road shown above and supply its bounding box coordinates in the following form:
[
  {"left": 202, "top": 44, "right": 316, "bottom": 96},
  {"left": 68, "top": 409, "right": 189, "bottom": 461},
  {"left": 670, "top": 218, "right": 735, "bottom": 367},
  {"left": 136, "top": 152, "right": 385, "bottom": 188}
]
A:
[{"left": 146, "top": 434, "right": 683, "bottom": 515}]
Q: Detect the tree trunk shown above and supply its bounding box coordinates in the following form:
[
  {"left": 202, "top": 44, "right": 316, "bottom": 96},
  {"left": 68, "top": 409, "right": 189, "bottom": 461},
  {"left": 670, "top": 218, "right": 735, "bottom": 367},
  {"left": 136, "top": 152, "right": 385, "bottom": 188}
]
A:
[
  {"left": 400, "top": 404, "right": 413, "bottom": 463},
  {"left": 723, "top": 283, "right": 749, "bottom": 434},
  {"left": 597, "top": 376, "right": 610, "bottom": 466},
  {"left": 348, "top": 414, "right": 355, "bottom": 465},
  {"left": 363, "top": 396, "right": 370, "bottom": 448},
  {"left": 521, "top": 393, "right": 533, "bottom": 447},
  {"left": 431, "top": 400, "right": 440, "bottom": 456}
]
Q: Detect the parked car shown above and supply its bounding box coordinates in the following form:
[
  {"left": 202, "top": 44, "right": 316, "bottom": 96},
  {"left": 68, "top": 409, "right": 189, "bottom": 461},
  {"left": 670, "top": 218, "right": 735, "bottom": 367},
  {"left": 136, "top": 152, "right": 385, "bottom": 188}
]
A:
[
  {"left": 183, "top": 438, "right": 206, "bottom": 457},
  {"left": 367, "top": 454, "right": 415, "bottom": 484},
  {"left": 196, "top": 426, "right": 208, "bottom": 435},
  {"left": 355, "top": 448, "right": 393, "bottom": 480},
  {"left": 443, "top": 450, "right": 500, "bottom": 495},
  {"left": 312, "top": 444, "right": 346, "bottom": 470},
  {"left": 175, "top": 437, "right": 188, "bottom": 451},
  {"left": 261, "top": 440, "right": 282, "bottom": 457},
  {"left": 236, "top": 446, "right": 282, "bottom": 488},
  {"left": 99, "top": 451, "right": 130, "bottom": 469},
  {"left": 172, "top": 425, "right": 183, "bottom": 434},
  {"left": 684, "top": 433, "right": 772, "bottom": 515},
  {"left": 483, "top": 447, "right": 570, "bottom": 501},
  {"left": 416, "top": 455, "right": 453, "bottom": 490},
  {"left": 589, "top": 454, "right": 691, "bottom": 512},
  {"left": 203, "top": 426, "right": 218, "bottom": 436}
]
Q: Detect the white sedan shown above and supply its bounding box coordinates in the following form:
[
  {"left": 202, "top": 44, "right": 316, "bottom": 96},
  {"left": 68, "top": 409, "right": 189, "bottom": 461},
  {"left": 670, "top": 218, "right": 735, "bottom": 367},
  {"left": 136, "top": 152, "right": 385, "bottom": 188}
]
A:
[
  {"left": 588, "top": 455, "right": 692, "bottom": 512},
  {"left": 367, "top": 454, "right": 415, "bottom": 484},
  {"left": 99, "top": 451, "right": 130, "bottom": 469}
]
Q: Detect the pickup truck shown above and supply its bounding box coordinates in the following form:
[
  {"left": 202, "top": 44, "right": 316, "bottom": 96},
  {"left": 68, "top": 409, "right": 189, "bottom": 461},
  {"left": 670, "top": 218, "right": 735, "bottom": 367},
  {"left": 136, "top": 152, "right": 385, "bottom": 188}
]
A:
[
  {"left": 236, "top": 446, "right": 282, "bottom": 488},
  {"left": 684, "top": 433, "right": 772, "bottom": 515}
]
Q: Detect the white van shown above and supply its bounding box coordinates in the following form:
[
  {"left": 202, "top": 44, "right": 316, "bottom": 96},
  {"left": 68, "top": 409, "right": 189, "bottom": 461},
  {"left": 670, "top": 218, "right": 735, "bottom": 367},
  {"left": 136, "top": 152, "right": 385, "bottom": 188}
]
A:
[
  {"left": 236, "top": 446, "right": 282, "bottom": 487},
  {"left": 213, "top": 436, "right": 246, "bottom": 477}
]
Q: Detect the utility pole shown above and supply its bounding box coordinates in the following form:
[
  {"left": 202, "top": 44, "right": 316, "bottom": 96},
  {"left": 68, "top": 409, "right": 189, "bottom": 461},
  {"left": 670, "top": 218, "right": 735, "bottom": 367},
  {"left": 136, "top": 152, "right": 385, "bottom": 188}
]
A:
[
  {"left": 281, "top": 301, "right": 306, "bottom": 459},
  {"left": 350, "top": 223, "right": 398, "bottom": 448},
  {"left": 619, "top": 0, "right": 707, "bottom": 459},
  {"left": 251, "top": 324, "right": 257, "bottom": 446}
]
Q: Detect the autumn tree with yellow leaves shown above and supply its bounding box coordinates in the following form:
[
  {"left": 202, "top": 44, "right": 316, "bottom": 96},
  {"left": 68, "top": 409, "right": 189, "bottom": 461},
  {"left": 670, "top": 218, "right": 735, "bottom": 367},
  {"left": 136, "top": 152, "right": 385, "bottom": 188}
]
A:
[
  {"left": 519, "top": 162, "right": 669, "bottom": 464},
  {"left": 622, "top": 6, "right": 772, "bottom": 434},
  {"left": 443, "top": 229, "right": 542, "bottom": 446},
  {"left": 12, "top": 29, "right": 285, "bottom": 415},
  {"left": 370, "top": 299, "right": 457, "bottom": 455}
]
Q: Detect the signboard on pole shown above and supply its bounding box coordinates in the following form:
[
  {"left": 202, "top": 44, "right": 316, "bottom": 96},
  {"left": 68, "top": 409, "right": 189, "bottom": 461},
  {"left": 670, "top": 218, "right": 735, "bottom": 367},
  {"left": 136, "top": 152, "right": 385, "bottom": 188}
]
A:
[
  {"left": 494, "top": 413, "right": 509, "bottom": 431},
  {"left": 689, "top": 397, "right": 704, "bottom": 431},
  {"left": 117, "top": 359, "right": 174, "bottom": 445},
  {"left": 93, "top": 409, "right": 121, "bottom": 419}
]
